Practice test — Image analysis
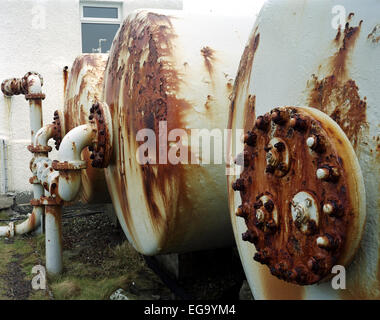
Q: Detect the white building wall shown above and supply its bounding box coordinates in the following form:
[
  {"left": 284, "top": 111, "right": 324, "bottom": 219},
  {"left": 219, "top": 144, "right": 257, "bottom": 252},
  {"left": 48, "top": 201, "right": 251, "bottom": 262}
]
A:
[
  {"left": 0, "top": 0, "right": 82, "bottom": 194},
  {"left": 0, "top": 0, "right": 182, "bottom": 195}
]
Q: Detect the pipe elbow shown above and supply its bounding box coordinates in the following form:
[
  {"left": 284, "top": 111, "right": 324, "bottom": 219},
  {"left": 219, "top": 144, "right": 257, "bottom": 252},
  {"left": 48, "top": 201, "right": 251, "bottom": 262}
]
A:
[
  {"left": 55, "top": 124, "right": 96, "bottom": 202},
  {"left": 58, "top": 124, "right": 96, "bottom": 162},
  {"left": 34, "top": 124, "right": 55, "bottom": 147},
  {"left": 24, "top": 72, "right": 43, "bottom": 94},
  {"left": 58, "top": 171, "right": 81, "bottom": 202}
]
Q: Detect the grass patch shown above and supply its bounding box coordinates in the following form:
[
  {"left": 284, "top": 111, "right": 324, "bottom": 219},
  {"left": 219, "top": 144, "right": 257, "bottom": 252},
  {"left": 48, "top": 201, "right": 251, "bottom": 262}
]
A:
[
  {"left": 0, "top": 235, "right": 50, "bottom": 300},
  {"left": 46, "top": 241, "right": 166, "bottom": 300},
  {"left": 0, "top": 213, "right": 171, "bottom": 300}
]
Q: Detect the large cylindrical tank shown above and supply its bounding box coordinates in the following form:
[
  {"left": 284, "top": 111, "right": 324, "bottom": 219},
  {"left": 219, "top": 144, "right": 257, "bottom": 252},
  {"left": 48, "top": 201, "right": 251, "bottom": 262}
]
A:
[
  {"left": 103, "top": 10, "right": 253, "bottom": 254},
  {"left": 228, "top": 0, "right": 380, "bottom": 299},
  {"left": 63, "top": 54, "right": 111, "bottom": 203}
]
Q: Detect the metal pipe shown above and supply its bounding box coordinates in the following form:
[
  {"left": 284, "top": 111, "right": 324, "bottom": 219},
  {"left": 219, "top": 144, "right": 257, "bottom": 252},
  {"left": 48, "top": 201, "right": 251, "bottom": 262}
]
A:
[
  {"left": 0, "top": 206, "right": 42, "bottom": 237},
  {"left": 0, "top": 72, "right": 46, "bottom": 237},
  {"left": 34, "top": 123, "right": 55, "bottom": 147},
  {"left": 0, "top": 139, "right": 8, "bottom": 194},
  {"left": 45, "top": 205, "right": 62, "bottom": 274},
  {"left": 56, "top": 124, "right": 96, "bottom": 202}
]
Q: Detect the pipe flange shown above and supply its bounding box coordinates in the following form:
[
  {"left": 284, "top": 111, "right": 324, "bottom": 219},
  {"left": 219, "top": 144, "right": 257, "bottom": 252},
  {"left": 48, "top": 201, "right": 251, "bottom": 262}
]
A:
[
  {"left": 88, "top": 101, "right": 113, "bottom": 168},
  {"left": 233, "top": 106, "right": 366, "bottom": 285},
  {"left": 27, "top": 144, "right": 52, "bottom": 154},
  {"left": 52, "top": 110, "right": 65, "bottom": 150},
  {"left": 52, "top": 160, "right": 87, "bottom": 171},
  {"left": 40, "top": 196, "right": 62, "bottom": 206},
  {"left": 25, "top": 93, "right": 46, "bottom": 100},
  {"left": 30, "top": 198, "right": 42, "bottom": 206}
]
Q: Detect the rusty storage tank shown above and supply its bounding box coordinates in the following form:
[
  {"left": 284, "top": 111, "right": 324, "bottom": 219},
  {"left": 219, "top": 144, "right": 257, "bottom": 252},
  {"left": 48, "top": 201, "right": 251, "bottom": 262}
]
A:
[
  {"left": 102, "top": 10, "right": 253, "bottom": 255},
  {"left": 59, "top": 54, "right": 111, "bottom": 204},
  {"left": 228, "top": 0, "right": 380, "bottom": 299}
]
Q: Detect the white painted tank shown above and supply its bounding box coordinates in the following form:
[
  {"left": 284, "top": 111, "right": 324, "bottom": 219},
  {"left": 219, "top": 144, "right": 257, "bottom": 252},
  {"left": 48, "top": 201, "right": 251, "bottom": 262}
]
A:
[
  {"left": 62, "top": 54, "right": 111, "bottom": 204},
  {"left": 103, "top": 10, "right": 254, "bottom": 255},
  {"left": 228, "top": 0, "right": 380, "bottom": 299}
]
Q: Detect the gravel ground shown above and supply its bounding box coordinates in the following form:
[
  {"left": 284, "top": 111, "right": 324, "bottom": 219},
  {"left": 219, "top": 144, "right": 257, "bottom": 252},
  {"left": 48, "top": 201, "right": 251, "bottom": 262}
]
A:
[
  {"left": 60, "top": 207, "right": 246, "bottom": 300},
  {"left": 1, "top": 205, "right": 247, "bottom": 300}
]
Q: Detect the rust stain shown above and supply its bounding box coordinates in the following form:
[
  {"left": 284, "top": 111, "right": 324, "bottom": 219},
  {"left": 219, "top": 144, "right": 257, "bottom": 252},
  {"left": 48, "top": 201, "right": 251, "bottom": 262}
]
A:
[
  {"left": 260, "top": 266, "right": 305, "bottom": 300},
  {"left": 228, "top": 28, "right": 260, "bottom": 121},
  {"left": 63, "top": 66, "right": 68, "bottom": 99},
  {"left": 28, "top": 211, "right": 36, "bottom": 229},
  {"left": 243, "top": 94, "right": 256, "bottom": 133},
  {"left": 63, "top": 54, "right": 110, "bottom": 204},
  {"left": 368, "top": 24, "right": 380, "bottom": 43},
  {"left": 201, "top": 46, "right": 216, "bottom": 78},
  {"left": 307, "top": 17, "right": 367, "bottom": 151},
  {"left": 236, "top": 107, "right": 353, "bottom": 285},
  {"left": 104, "top": 11, "right": 195, "bottom": 247}
]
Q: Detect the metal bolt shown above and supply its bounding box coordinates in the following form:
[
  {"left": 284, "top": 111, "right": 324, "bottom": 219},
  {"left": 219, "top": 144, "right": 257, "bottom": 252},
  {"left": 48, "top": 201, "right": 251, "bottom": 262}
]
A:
[
  {"left": 242, "top": 131, "right": 257, "bottom": 147},
  {"left": 316, "top": 166, "right": 339, "bottom": 181},
  {"left": 323, "top": 203, "right": 334, "bottom": 215},
  {"left": 255, "top": 114, "right": 270, "bottom": 131},
  {"left": 289, "top": 115, "right": 307, "bottom": 131},
  {"left": 256, "top": 209, "right": 265, "bottom": 222},
  {"left": 316, "top": 168, "right": 329, "bottom": 180},
  {"left": 232, "top": 179, "right": 245, "bottom": 191},
  {"left": 306, "top": 136, "right": 316, "bottom": 149},
  {"left": 316, "top": 235, "right": 332, "bottom": 249},
  {"left": 295, "top": 206, "right": 309, "bottom": 224},
  {"left": 263, "top": 199, "right": 274, "bottom": 212},
  {"left": 271, "top": 109, "right": 287, "bottom": 125},
  {"left": 235, "top": 206, "right": 243, "bottom": 217}
]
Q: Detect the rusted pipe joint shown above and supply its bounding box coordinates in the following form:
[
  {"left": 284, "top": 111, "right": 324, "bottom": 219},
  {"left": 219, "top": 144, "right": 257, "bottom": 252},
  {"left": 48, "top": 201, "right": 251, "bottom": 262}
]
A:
[
  {"left": 52, "top": 160, "right": 87, "bottom": 171},
  {"left": 1, "top": 72, "right": 43, "bottom": 97},
  {"left": 1, "top": 78, "right": 26, "bottom": 96},
  {"left": 27, "top": 145, "right": 52, "bottom": 154},
  {"left": 25, "top": 93, "right": 46, "bottom": 100},
  {"left": 40, "top": 196, "right": 62, "bottom": 206},
  {"left": 51, "top": 110, "right": 65, "bottom": 150},
  {"left": 88, "top": 101, "right": 113, "bottom": 168}
]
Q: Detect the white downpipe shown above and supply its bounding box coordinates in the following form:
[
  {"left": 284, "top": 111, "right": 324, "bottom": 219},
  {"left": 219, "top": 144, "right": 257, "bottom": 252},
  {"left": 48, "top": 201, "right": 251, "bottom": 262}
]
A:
[
  {"left": 0, "top": 139, "right": 8, "bottom": 194},
  {"left": 57, "top": 124, "right": 96, "bottom": 202}
]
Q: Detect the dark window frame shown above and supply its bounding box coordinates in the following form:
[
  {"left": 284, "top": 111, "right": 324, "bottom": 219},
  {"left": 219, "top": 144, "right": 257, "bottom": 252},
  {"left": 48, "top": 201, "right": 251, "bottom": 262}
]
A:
[{"left": 80, "top": 1, "right": 122, "bottom": 53}]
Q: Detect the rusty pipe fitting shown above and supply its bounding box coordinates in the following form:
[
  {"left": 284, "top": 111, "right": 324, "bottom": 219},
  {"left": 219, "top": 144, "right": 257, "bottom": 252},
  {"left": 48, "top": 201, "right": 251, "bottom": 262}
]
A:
[
  {"left": 52, "top": 123, "right": 98, "bottom": 201},
  {"left": 1, "top": 72, "right": 44, "bottom": 97}
]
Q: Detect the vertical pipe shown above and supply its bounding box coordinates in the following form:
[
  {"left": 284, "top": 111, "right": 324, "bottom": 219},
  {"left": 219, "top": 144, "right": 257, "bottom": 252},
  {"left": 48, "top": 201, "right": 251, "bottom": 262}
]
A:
[
  {"left": 45, "top": 205, "right": 63, "bottom": 274},
  {"left": 0, "top": 139, "right": 8, "bottom": 194},
  {"left": 29, "top": 99, "right": 43, "bottom": 142},
  {"left": 33, "top": 183, "right": 44, "bottom": 234},
  {"left": 29, "top": 97, "right": 44, "bottom": 234}
]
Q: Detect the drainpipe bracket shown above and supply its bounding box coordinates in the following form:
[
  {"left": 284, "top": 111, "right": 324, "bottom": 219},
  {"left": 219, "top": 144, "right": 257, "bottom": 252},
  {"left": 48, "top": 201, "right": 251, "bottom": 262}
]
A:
[{"left": 52, "top": 160, "right": 87, "bottom": 171}]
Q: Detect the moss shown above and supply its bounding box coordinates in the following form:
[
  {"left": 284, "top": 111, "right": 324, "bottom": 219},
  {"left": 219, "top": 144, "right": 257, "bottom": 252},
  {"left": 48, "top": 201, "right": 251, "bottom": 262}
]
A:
[{"left": 51, "top": 280, "right": 81, "bottom": 299}]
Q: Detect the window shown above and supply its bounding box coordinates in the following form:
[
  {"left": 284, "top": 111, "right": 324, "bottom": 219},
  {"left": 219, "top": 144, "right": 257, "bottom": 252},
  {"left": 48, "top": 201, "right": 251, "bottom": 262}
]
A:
[{"left": 80, "top": 1, "right": 122, "bottom": 53}]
